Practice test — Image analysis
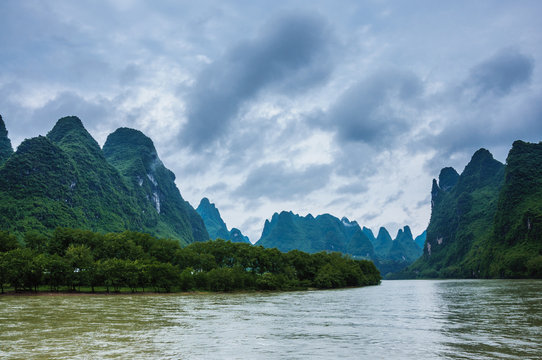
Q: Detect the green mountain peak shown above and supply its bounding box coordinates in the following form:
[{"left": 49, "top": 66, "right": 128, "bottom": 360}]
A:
[
  {"left": 0, "top": 116, "right": 209, "bottom": 246},
  {"left": 0, "top": 114, "right": 14, "bottom": 166},
  {"left": 196, "top": 197, "right": 250, "bottom": 243},
  {"left": 103, "top": 127, "right": 209, "bottom": 244}
]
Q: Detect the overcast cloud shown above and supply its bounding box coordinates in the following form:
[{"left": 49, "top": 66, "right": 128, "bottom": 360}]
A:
[{"left": 1, "top": 0, "right": 541, "bottom": 241}]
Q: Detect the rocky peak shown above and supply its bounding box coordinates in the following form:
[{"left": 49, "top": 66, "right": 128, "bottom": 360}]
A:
[
  {"left": 458, "top": 148, "right": 504, "bottom": 191},
  {"left": 47, "top": 116, "right": 102, "bottom": 156},
  {"left": 197, "top": 198, "right": 249, "bottom": 242},
  {"left": 0, "top": 114, "right": 14, "bottom": 165},
  {"left": 196, "top": 198, "right": 226, "bottom": 227},
  {"left": 362, "top": 226, "right": 376, "bottom": 244},
  {"left": 438, "top": 167, "right": 459, "bottom": 191}
]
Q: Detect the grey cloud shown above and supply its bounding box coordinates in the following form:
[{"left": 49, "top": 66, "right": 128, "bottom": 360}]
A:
[
  {"left": 331, "top": 142, "right": 380, "bottom": 178},
  {"left": 362, "top": 211, "right": 379, "bottom": 222},
  {"left": 181, "top": 12, "right": 335, "bottom": 149},
  {"left": 3, "top": 91, "right": 125, "bottom": 148},
  {"left": 204, "top": 182, "right": 228, "bottom": 194},
  {"left": 336, "top": 182, "right": 369, "bottom": 195},
  {"left": 322, "top": 69, "right": 423, "bottom": 145},
  {"left": 416, "top": 195, "right": 430, "bottom": 209},
  {"left": 241, "top": 216, "right": 261, "bottom": 230},
  {"left": 233, "top": 162, "right": 332, "bottom": 201},
  {"left": 119, "top": 64, "right": 142, "bottom": 86},
  {"left": 422, "top": 49, "right": 540, "bottom": 173},
  {"left": 31, "top": 92, "right": 112, "bottom": 131},
  {"left": 385, "top": 190, "right": 404, "bottom": 204},
  {"left": 466, "top": 49, "right": 534, "bottom": 98}
]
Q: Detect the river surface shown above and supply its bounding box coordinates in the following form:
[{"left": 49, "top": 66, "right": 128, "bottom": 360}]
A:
[{"left": 1, "top": 280, "right": 541, "bottom": 359}]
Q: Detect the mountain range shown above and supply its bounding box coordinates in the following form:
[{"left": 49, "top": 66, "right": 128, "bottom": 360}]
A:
[
  {"left": 254, "top": 211, "right": 422, "bottom": 275},
  {"left": 2, "top": 114, "right": 540, "bottom": 279},
  {"left": 0, "top": 115, "right": 208, "bottom": 245}
]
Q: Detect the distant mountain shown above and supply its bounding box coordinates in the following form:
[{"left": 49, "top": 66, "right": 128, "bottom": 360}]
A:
[
  {"left": 414, "top": 230, "right": 426, "bottom": 249},
  {"left": 388, "top": 226, "right": 422, "bottom": 263},
  {"left": 0, "top": 115, "right": 14, "bottom": 166},
  {"left": 373, "top": 227, "right": 393, "bottom": 258},
  {"left": 196, "top": 198, "right": 250, "bottom": 243},
  {"left": 255, "top": 211, "right": 424, "bottom": 276},
  {"left": 362, "top": 226, "right": 376, "bottom": 244},
  {"left": 0, "top": 115, "right": 208, "bottom": 245},
  {"left": 256, "top": 212, "right": 375, "bottom": 257}
]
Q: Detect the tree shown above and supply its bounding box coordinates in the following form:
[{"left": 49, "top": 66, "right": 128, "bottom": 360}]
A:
[
  {"left": 24, "top": 232, "right": 49, "bottom": 253},
  {"left": 42, "top": 254, "right": 71, "bottom": 291},
  {"left": 0, "top": 230, "right": 18, "bottom": 252},
  {"left": 65, "top": 244, "right": 94, "bottom": 290},
  {"left": 0, "top": 252, "right": 7, "bottom": 293},
  {"left": 4, "top": 248, "right": 43, "bottom": 291}
]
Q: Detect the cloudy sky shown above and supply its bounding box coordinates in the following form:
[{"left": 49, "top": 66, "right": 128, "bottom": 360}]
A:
[{"left": 1, "top": 0, "right": 541, "bottom": 242}]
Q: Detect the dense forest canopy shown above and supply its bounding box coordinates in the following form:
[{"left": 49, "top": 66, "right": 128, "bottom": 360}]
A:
[{"left": 0, "top": 228, "right": 381, "bottom": 293}]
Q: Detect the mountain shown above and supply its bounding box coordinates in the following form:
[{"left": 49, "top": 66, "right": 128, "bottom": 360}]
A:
[
  {"left": 401, "top": 148, "right": 506, "bottom": 278},
  {"left": 255, "top": 210, "right": 426, "bottom": 276},
  {"left": 0, "top": 116, "right": 207, "bottom": 245},
  {"left": 196, "top": 198, "right": 250, "bottom": 243},
  {"left": 414, "top": 230, "right": 426, "bottom": 249},
  {"left": 388, "top": 226, "right": 423, "bottom": 263},
  {"left": 103, "top": 127, "right": 208, "bottom": 244},
  {"left": 484, "top": 141, "right": 542, "bottom": 277},
  {"left": 373, "top": 227, "right": 393, "bottom": 258},
  {"left": 256, "top": 212, "right": 375, "bottom": 258},
  {"left": 0, "top": 115, "right": 13, "bottom": 166},
  {"left": 362, "top": 226, "right": 376, "bottom": 244}
]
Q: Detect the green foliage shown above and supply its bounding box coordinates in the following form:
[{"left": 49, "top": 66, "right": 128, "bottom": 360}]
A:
[
  {"left": 0, "top": 115, "right": 14, "bottom": 167},
  {"left": 256, "top": 212, "right": 375, "bottom": 258},
  {"left": 0, "top": 229, "right": 381, "bottom": 293},
  {"left": 405, "top": 149, "right": 505, "bottom": 278},
  {"left": 0, "top": 117, "right": 208, "bottom": 246},
  {"left": 402, "top": 143, "right": 542, "bottom": 279},
  {"left": 103, "top": 127, "right": 209, "bottom": 244},
  {"left": 0, "top": 231, "right": 19, "bottom": 252}
]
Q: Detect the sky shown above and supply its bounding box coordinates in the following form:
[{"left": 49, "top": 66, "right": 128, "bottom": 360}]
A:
[{"left": 1, "top": 0, "right": 541, "bottom": 242}]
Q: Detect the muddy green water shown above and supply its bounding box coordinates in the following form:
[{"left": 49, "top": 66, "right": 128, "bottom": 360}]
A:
[{"left": 1, "top": 280, "right": 541, "bottom": 359}]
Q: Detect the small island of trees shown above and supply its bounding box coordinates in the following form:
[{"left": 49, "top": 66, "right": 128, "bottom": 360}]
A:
[{"left": 0, "top": 228, "right": 381, "bottom": 294}]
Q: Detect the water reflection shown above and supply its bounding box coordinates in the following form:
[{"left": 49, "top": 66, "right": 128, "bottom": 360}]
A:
[
  {"left": 435, "top": 280, "right": 542, "bottom": 359},
  {"left": 1, "top": 280, "right": 541, "bottom": 359}
]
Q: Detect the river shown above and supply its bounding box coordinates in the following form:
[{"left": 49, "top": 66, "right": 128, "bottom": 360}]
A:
[{"left": 1, "top": 280, "right": 541, "bottom": 359}]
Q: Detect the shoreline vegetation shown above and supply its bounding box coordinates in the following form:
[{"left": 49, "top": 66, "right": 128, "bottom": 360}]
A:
[{"left": 0, "top": 228, "right": 381, "bottom": 294}]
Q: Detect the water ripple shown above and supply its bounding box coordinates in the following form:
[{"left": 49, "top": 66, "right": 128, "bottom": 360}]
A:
[{"left": 1, "top": 280, "right": 541, "bottom": 359}]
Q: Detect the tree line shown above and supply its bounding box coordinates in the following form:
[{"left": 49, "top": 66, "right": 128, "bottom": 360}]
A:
[{"left": 0, "top": 228, "right": 381, "bottom": 293}]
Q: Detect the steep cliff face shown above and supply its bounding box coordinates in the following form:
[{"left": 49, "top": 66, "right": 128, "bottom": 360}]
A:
[
  {"left": 404, "top": 148, "right": 506, "bottom": 278},
  {"left": 414, "top": 231, "right": 427, "bottom": 249},
  {"left": 103, "top": 127, "right": 209, "bottom": 244},
  {"left": 196, "top": 198, "right": 250, "bottom": 243},
  {"left": 485, "top": 141, "right": 542, "bottom": 277},
  {"left": 0, "top": 115, "right": 13, "bottom": 166},
  {"left": 0, "top": 116, "right": 208, "bottom": 245}
]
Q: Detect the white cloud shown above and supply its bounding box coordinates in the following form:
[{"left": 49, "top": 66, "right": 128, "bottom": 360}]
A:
[{"left": 1, "top": 0, "right": 541, "bottom": 243}]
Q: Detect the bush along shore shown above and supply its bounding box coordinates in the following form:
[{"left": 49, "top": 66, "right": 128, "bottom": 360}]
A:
[{"left": 0, "top": 228, "right": 381, "bottom": 294}]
